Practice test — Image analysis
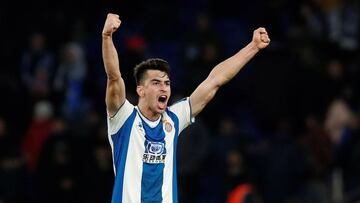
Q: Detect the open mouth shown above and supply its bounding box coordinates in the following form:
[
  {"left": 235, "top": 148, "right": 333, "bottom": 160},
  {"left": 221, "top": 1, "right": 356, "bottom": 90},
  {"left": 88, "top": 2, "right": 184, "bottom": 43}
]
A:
[{"left": 158, "top": 95, "right": 168, "bottom": 103}]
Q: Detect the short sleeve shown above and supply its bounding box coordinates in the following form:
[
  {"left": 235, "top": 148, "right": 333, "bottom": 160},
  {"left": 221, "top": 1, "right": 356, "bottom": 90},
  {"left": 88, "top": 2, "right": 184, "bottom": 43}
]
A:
[
  {"left": 168, "top": 97, "right": 195, "bottom": 133},
  {"left": 107, "top": 100, "right": 134, "bottom": 135}
]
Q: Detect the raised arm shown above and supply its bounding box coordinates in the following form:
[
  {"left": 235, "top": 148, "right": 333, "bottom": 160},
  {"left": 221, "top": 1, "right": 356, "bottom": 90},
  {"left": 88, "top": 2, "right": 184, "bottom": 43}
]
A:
[
  {"left": 102, "top": 13, "right": 125, "bottom": 117},
  {"left": 190, "top": 27, "right": 270, "bottom": 117}
]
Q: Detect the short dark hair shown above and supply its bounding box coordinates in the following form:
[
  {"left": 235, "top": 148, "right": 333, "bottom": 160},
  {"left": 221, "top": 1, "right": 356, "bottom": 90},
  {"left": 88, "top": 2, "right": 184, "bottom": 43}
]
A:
[{"left": 133, "top": 58, "right": 170, "bottom": 85}]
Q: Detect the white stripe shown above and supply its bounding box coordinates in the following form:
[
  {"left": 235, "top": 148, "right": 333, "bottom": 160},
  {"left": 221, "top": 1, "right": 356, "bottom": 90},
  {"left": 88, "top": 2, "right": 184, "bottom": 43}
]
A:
[
  {"left": 122, "top": 116, "right": 144, "bottom": 203},
  {"left": 162, "top": 113, "right": 175, "bottom": 203}
]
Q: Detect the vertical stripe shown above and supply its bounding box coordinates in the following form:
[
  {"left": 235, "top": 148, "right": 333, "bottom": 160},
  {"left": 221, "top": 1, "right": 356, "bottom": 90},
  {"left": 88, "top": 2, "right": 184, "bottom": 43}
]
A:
[
  {"left": 141, "top": 163, "right": 164, "bottom": 202},
  {"left": 111, "top": 109, "right": 137, "bottom": 203},
  {"left": 122, "top": 116, "right": 145, "bottom": 202},
  {"left": 140, "top": 115, "right": 166, "bottom": 202},
  {"left": 166, "top": 110, "right": 180, "bottom": 203},
  {"left": 162, "top": 118, "right": 174, "bottom": 203}
]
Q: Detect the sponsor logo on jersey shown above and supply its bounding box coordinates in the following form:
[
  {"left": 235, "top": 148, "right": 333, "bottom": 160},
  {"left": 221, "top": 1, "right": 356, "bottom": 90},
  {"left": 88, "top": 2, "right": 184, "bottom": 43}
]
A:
[{"left": 143, "top": 140, "right": 166, "bottom": 164}]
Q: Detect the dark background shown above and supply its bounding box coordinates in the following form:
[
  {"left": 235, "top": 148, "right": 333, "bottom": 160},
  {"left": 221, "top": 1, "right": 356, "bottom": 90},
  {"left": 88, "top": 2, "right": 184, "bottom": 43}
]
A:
[{"left": 0, "top": 0, "right": 360, "bottom": 202}]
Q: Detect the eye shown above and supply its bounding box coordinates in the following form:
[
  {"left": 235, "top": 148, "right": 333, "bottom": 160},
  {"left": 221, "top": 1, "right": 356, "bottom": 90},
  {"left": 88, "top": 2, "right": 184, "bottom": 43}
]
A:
[{"left": 165, "top": 81, "right": 170, "bottom": 86}]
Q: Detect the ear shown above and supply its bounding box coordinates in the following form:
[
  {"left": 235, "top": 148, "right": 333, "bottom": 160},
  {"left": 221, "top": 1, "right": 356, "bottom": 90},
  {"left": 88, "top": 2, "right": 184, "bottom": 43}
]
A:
[{"left": 136, "top": 85, "right": 144, "bottom": 97}]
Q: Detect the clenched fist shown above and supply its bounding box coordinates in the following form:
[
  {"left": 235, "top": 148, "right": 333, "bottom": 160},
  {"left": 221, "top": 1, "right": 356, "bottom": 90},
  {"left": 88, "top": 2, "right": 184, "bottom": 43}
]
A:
[
  {"left": 102, "top": 13, "right": 121, "bottom": 37},
  {"left": 252, "top": 27, "right": 270, "bottom": 50}
]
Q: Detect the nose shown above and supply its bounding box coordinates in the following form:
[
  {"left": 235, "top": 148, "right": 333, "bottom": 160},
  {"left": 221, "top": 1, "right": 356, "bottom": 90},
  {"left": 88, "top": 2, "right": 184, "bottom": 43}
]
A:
[
  {"left": 160, "top": 84, "right": 166, "bottom": 91},
  {"left": 159, "top": 83, "right": 168, "bottom": 92}
]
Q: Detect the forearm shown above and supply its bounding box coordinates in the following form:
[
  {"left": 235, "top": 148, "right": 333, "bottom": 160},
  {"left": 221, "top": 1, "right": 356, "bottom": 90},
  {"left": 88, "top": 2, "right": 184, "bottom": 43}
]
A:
[
  {"left": 190, "top": 28, "right": 269, "bottom": 117},
  {"left": 102, "top": 35, "right": 121, "bottom": 80},
  {"left": 209, "top": 41, "right": 259, "bottom": 86}
]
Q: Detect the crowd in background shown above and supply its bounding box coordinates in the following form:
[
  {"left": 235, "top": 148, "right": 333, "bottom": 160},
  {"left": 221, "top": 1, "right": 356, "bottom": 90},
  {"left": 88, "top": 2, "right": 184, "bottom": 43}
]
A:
[{"left": 0, "top": 0, "right": 360, "bottom": 202}]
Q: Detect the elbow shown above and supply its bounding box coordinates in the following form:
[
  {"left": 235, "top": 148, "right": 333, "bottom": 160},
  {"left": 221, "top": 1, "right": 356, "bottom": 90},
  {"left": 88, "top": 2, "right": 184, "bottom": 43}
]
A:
[
  {"left": 107, "top": 75, "right": 121, "bottom": 82},
  {"left": 106, "top": 73, "right": 123, "bottom": 84}
]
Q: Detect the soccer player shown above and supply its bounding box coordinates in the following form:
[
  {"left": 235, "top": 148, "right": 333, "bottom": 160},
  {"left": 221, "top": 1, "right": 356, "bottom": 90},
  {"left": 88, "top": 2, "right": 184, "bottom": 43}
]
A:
[{"left": 102, "top": 13, "right": 270, "bottom": 203}]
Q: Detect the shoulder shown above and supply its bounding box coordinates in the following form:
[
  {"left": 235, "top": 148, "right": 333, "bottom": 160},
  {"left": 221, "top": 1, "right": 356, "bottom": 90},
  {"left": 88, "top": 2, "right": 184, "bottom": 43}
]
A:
[{"left": 168, "top": 97, "right": 190, "bottom": 111}]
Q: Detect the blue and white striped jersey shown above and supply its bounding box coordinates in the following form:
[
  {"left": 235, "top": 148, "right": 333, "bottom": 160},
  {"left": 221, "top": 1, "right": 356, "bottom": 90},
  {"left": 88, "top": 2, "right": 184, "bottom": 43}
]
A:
[{"left": 107, "top": 97, "right": 194, "bottom": 203}]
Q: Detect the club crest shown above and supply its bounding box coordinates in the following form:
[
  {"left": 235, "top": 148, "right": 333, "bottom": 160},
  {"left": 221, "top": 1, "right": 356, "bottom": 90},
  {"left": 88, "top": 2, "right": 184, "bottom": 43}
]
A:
[{"left": 164, "top": 121, "right": 172, "bottom": 133}]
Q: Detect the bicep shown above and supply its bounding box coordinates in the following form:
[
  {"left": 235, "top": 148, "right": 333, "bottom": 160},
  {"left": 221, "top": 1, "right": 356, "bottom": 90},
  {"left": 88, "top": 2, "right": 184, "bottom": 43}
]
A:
[
  {"left": 190, "top": 76, "right": 220, "bottom": 117},
  {"left": 106, "top": 78, "right": 126, "bottom": 117}
]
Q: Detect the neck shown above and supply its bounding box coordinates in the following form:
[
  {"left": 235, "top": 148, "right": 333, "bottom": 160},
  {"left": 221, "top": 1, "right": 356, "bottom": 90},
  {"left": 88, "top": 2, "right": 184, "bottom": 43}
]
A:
[{"left": 137, "top": 101, "right": 160, "bottom": 121}]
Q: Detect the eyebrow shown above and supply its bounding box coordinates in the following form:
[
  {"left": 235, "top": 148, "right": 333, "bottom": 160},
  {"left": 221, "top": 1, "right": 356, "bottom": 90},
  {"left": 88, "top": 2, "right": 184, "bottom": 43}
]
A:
[
  {"left": 150, "top": 79, "right": 161, "bottom": 83},
  {"left": 150, "top": 78, "right": 170, "bottom": 83}
]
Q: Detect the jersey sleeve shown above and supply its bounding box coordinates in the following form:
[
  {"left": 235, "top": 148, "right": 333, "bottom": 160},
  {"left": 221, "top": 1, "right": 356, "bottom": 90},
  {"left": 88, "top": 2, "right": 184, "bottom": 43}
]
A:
[
  {"left": 168, "top": 97, "right": 195, "bottom": 133},
  {"left": 107, "top": 99, "right": 134, "bottom": 135}
]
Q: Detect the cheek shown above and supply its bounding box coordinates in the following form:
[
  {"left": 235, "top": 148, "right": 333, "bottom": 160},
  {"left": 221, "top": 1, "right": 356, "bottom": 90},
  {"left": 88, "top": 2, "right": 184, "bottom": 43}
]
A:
[
  {"left": 167, "top": 87, "right": 171, "bottom": 95},
  {"left": 145, "top": 88, "right": 156, "bottom": 99}
]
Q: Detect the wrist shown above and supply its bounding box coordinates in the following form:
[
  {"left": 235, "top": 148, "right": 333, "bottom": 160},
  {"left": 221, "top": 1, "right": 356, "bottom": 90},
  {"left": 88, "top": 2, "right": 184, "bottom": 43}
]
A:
[
  {"left": 102, "top": 32, "right": 112, "bottom": 39},
  {"left": 248, "top": 41, "right": 260, "bottom": 53}
]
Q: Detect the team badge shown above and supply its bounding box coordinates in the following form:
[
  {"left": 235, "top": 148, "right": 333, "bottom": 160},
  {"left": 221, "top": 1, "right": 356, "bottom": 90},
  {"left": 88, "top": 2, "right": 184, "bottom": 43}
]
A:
[{"left": 164, "top": 122, "right": 172, "bottom": 133}]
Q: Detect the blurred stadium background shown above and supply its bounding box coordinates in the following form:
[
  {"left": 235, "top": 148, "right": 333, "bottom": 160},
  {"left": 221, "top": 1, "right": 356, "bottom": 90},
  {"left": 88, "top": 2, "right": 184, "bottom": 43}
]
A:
[{"left": 0, "top": 0, "right": 360, "bottom": 202}]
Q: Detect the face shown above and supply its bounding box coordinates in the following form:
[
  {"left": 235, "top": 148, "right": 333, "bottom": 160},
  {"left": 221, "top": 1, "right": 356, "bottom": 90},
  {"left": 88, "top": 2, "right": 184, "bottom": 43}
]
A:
[{"left": 137, "top": 70, "right": 171, "bottom": 115}]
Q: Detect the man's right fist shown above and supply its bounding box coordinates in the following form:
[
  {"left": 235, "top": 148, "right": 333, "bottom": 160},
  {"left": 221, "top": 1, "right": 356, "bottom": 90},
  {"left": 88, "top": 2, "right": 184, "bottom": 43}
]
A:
[{"left": 102, "top": 13, "right": 121, "bottom": 37}]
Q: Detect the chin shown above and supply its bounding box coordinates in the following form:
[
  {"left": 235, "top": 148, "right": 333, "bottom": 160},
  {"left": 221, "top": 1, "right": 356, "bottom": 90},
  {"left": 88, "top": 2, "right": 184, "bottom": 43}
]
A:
[
  {"left": 157, "top": 106, "right": 167, "bottom": 114},
  {"left": 157, "top": 108, "right": 166, "bottom": 114}
]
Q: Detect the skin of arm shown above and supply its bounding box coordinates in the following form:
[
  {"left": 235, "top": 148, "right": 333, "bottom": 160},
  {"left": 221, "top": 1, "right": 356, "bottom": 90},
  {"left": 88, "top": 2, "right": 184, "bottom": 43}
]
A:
[
  {"left": 102, "top": 13, "right": 126, "bottom": 117},
  {"left": 190, "top": 27, "right": 270, "bottom": 117}
]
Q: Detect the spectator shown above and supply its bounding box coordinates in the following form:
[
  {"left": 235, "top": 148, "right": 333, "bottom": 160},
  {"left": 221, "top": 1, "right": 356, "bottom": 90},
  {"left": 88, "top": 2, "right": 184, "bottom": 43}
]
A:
[
  {"left": 20, "top": 32, "right": 55, "bottom": 101},
  {"left": 54, "top": 41, "right": 88, "bottom": 121},
  {"left": 21, "top": 100, "right": 54, "bottom": 172}
]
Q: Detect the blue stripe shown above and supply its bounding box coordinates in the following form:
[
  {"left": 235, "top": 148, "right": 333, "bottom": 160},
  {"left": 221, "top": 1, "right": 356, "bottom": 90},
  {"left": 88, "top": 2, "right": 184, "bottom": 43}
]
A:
[
  {"left": 140, "top": 114, "right": 165, "bottom": 203},
  {"left": 141, "top": 163, "right": 164, "bottom": 202},
  {"left": 166, "top": 110, "right": 180, "bottom": 203},
  {"left": 110, "top": 109, "right": 137, "bottom": 203}
]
